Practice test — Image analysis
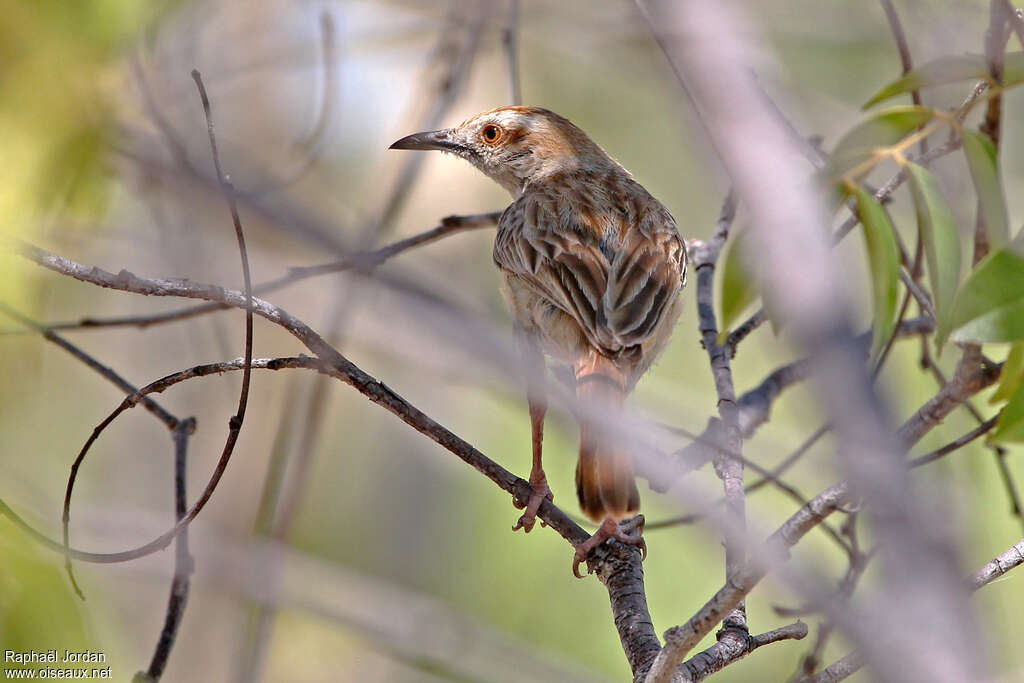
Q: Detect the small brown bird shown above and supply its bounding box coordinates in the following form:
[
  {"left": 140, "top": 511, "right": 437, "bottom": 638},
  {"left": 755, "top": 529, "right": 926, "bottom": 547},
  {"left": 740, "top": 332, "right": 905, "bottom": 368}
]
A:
[{"left": 391, "top": 106, "right": 686, "bottom": 575}]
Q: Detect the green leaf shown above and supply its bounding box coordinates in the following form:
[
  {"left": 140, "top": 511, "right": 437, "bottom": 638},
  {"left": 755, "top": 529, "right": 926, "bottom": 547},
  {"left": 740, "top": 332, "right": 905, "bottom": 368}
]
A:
[
  {"left": 863, "top": 55, "right": 988, "bottom": 108},
  {"left": 949, "top": 244, "right": 1024, "bottom": 344},
  {"left": 961, "top": 130, "right": 1010, "bottom": 250},
  {"left": 719, "top": 229, "right": 759, "bottom": 338},
  {"left": 991, "top": 342, "right": 1024, "bottom": 404},
  {"left": 991, "top": 380, "right": 1024, "bottom": 443},
  {"left": 852, "top": 186, "right": 901, "bottom": 356},
  {"left": 825, "top": 106, "right": 935, "bottom": 181},
  {"left": 906, "top": 163, "right": 963, "bottom": 347},
  {"left": 863, "top": 52, "right": 1024, "bottom": 108}
]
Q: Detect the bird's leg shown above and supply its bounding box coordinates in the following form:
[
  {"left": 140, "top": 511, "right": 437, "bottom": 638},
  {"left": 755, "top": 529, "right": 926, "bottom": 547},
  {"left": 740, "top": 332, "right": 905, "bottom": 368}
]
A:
[
  {"left": 572, "top": 515, "right": 646, "bottom": 578},
  {"left": 512, "top": 334, "right": 553, "bottom": 533}
]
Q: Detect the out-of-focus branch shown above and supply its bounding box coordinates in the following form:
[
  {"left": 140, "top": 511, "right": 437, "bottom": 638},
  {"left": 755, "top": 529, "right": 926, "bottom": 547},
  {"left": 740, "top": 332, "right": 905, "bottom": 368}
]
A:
[
  {"left": 502, "top": 0, "right": 522, "bottom": 105},
  {"left": 636, "top": 2, "right": 989, "bottom": 681},
  {"left": 648, "top": 346, "right": 1002, "bottom": 682},
  {"left": 725, "top": 136, "right": 960, "bottom": 356},
  {"left": 809, "top": 537, "right": 1024, "bottom": 683},
  {"left": 376, "top": 1, "right": 492, "bottom": 238}
]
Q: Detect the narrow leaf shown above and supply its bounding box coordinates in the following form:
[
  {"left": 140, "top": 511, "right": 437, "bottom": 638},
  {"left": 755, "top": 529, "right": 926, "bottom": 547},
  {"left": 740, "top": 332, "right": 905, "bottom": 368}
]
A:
[
  {"left": 962, "top": 130, "right": 1009, "bottom": 250},
  {"left": 991, "top": 343, "right": 1024, "bottom": 404},
  {"left": 719, "top": 229, "right": 758, "bottom": 338},
  {"left": 826, "top": 106, "right": 935, "bottom": 181},
  {"left": 906, "top": 163, "right": 963, "bottom": 347},
  {"left": 852, "top": 186, "right": 901, "bottom": 356},
  {"left": 991, "top": 381, "right": 1024, "bottom": 443},
  {"left": 863, "top": 55, "right": 987, "bottom": 108},
  {"left": 949, "top": 246, "right": 1024, "bottom": 343}
]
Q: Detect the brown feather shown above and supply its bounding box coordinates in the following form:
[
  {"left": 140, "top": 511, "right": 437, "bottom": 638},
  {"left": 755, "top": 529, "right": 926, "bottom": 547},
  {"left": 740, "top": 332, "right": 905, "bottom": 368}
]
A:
[{"left": 573, "top": 352, "right": 640, "bottom": 522}]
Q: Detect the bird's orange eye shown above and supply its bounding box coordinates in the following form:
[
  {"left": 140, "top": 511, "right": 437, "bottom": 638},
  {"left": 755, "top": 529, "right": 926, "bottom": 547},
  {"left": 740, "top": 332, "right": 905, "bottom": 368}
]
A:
[{"left": 482, "top": 124, "right": 502, "bottom": 143}]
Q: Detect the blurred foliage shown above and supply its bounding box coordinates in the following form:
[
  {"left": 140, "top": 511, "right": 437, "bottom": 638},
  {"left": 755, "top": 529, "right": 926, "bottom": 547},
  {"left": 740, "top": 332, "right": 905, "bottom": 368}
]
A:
[
  {"left": 0, "top": 520, "right": 94, "bottom": 674},
  {"left": 0, "top": 0, "right": 180, "bottom": 308}
]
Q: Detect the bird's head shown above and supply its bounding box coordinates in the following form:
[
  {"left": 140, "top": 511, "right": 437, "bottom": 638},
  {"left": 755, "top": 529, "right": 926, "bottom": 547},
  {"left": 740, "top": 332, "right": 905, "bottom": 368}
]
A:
[{"left": 389, "top": 106, "right": 614, "bottom": 195}]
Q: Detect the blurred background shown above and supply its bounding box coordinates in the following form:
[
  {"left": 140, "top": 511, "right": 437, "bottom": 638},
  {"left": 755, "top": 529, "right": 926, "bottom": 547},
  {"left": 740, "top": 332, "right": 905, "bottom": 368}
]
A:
[{"left": 1, "top": 1, "right": 1022, "bottom": 681}]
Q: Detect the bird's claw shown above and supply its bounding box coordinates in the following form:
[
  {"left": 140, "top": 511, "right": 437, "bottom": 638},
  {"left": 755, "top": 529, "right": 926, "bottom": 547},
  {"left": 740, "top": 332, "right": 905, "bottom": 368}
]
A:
[
  {"left": 512, "top": 476, "right": 553, "bottom": 533},
  {"left": 572, "top": 515, "right": 646, "bottom": 578}
]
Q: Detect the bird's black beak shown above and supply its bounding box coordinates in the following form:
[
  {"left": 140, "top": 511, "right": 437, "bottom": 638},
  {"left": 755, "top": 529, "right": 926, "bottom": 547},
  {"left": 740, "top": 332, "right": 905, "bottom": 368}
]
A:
[{"left": 389, "top": 128, "right": 464, "bottom": 152}]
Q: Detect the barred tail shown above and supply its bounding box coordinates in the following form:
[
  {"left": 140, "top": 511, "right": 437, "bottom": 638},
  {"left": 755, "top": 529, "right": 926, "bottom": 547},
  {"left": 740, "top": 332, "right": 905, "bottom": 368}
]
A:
[{"left": 574, "top": 352, "right": 640, "bottom": 522}]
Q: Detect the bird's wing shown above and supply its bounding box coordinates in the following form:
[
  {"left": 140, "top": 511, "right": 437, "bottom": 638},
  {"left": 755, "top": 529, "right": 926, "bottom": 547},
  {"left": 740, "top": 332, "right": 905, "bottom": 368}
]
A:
[{"left": 494, "top": 186, "right": 686, "bottom": 359}]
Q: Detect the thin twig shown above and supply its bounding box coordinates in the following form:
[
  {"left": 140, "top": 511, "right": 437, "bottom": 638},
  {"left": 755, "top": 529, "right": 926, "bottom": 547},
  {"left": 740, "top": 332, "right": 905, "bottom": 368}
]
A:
[
  {"left": 59, "top": 68, "right": 258, "bottom": 581},
  {"left": 908, "top": 413, "right": 1001, "bottom": 468},
  {"left": 691, "top": 191, "right": 749, "bottom": 639},
  {"left": 879, "top": 0, "right": 928, "bottom": 153},
  {"left": 139, "top": 417, "right": 197, "bottom": 682},
  {"left": 724, "top": 310, "right": 765, "bottom": 356},
  {"left": 4, "top": 213, "right": 499, "bottom": 334},
  {"left": 677, "top": 621, "right": 808, "bottom": 681},
  {"left": 0, "top": 305, "right": 177, "bottom": 429}
]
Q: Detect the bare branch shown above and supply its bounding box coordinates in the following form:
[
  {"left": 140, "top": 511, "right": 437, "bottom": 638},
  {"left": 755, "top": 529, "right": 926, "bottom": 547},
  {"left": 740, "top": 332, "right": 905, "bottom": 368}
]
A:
[
  {"left": 677, "top": 621, "right": 808, "bottom": 682},
  {"left": 642, "top": 482, "right": 853, "bottom": 682},
  {"left": 908, "top": 413, "right": 1001, "bottom": 468},
  {"left": 897, "top": 353, "right": 1003, "bottom": 446},
  {"left": 970, "top": 537, "right": 1024, "bottom": 590},
  {"left": 690, "top": 191, "right": 749, "bottom": 637},
  {"left": 10, "top": 212, "right": 498, "bottom": 334},
  {"left": 139, "top": 418, "right": 197, "bottom": 682}
]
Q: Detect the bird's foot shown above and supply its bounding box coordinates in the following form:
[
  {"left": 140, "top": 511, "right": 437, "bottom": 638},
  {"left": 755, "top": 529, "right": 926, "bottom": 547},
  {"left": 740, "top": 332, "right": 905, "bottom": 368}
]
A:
[
  {"left": 512, "top": 469, "right": 553, "bottom": 533},
  {"left": 572, "top": 515, "right": 646, "bottom": 578}
]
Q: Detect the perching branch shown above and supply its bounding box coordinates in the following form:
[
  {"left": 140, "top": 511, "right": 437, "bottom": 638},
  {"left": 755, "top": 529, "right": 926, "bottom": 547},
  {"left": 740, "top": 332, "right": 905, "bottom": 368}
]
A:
[{"left": 9, "top": 241, "right": 664, "bottom": 677}]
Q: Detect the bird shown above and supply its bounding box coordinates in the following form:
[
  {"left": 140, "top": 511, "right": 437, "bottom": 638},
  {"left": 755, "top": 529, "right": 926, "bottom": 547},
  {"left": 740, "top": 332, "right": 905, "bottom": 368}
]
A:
[{"left": 390, "top": 106, "right": 686, "bottom": 576}]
